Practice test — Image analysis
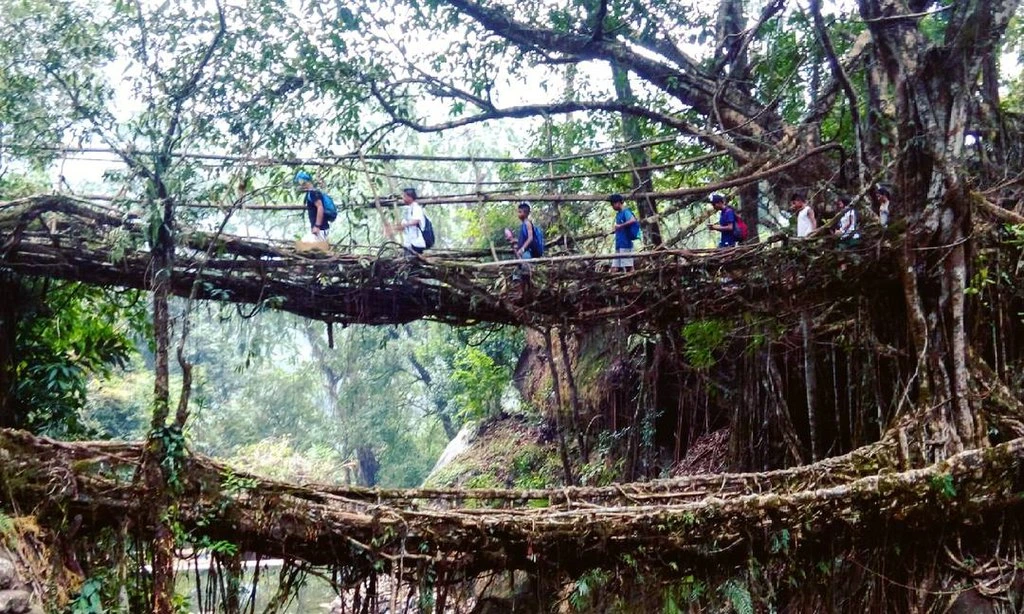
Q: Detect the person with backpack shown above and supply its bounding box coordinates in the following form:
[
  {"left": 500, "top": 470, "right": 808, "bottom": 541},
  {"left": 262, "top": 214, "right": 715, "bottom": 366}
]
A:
[
  {"left": 834, "top": 193, "right": 860, "bottom": 248},
  {"left": 609, "top": 193, "right": 639, "bottom": 272},
  {"left": 294, "top": 170, "right": 332, "bottom": 240},
  {"left": 505, "top": 201, "right": 542, "bottom": 296},
  {"left": 510, "top": 201, "right": 541, "bottom": 259},
  {"left": 707, "top": 193, "right": 739, "bottom": 247},
  {"left": 398, "top": 187, "right": 427, "bottom": 255}
]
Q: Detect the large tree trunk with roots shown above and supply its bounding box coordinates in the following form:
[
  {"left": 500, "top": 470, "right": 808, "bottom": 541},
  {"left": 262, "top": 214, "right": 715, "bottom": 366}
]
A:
[
  {"left": 145, "top": 210, "right": 179, "bottom": 614},
  {"left": 860, "top": 0, "right": 1017, "bottom": 461}
]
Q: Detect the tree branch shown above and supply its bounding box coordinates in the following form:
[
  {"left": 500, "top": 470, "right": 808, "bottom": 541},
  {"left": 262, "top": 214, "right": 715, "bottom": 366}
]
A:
[
  {"left": 369, "top": 81, "right": 751, "bottom": 161},
  {"left": 441, "top": 0, "right": 777, "bottom": 142}
]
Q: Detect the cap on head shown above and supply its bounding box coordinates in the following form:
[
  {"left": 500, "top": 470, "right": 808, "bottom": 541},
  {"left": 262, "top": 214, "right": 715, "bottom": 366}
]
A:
[
  {"left": 294, "top": 170, "right": 313, "bottom": 184},
  {"left": 609, "top": 193, "right": 624, "bottom": 203},
  {"left": 710, "top": 193, "right": 725, "bottom": 204}
]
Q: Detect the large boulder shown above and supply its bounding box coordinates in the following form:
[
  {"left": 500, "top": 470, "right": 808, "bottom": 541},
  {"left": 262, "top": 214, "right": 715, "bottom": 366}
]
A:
[
  {"left": 0, "top": 559, "right": 14, "bottom": 590},
  {"left": 0, "top": 589, "right": 29, "bottom": 614}
]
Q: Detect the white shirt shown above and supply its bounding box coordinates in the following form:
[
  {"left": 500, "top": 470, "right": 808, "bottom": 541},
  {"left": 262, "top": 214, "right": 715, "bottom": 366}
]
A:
[
  {"left": 402, "top": 201, "right": 425, "bottom": 249},
  {"left": 879, "top": 200, "right": 890, "bottom": 226},
  {"left": 839, "top": 208, "right": 858, "bottom": 238},
  {"left": 797, "top": 207, "right": 815, "bottom": 238}
]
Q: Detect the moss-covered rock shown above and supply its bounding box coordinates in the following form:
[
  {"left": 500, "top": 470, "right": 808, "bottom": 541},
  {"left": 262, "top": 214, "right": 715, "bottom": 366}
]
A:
[{"left": 423, "top": 413, "right": 566, "bottom": 489}]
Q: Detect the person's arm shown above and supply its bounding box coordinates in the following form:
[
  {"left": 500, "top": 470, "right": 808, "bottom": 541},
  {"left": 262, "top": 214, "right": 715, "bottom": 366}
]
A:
[
  {"left": 616, "top": 213, "right": 638, "bottom": 231},
  {"left": 311, "top": 195, "right": 325, "bottom": 231},
  {"left": 708, "top": 210, "right": 735, "bottom": 232}
]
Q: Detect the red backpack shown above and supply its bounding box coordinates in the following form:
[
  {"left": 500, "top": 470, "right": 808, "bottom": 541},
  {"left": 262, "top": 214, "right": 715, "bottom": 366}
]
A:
[{"left": 733, "top": 213, "right": 749, "bottom": 242}]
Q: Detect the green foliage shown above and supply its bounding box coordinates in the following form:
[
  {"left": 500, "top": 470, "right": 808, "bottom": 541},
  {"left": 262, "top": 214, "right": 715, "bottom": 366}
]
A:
[
  {"left": 720, "top": 579, "right": 753, "bottom": 614},
  {"left": 579, "top": 429, "right": 627, "bottom": 486},
  {"left": 154, "top": 426, "right": 188, "bottom": 491},
  {"left": 464, "top": 473, "right": 501, "bottom": 489},
  {"left": 451, "top": 346, "right": 509, "bottom": 422},
  {"left": 681, "top": 319, "right": 728, "bottom": 370},
  {"left": 965, "top": 266, "right": 997, "bottom": 297},
  {"left": 569, "top": 569, "right": 610, "bottom": 611},
  {"left": 83, "top": 366, "right": 150, "bottom": 440},
  {"left": 931, "top": 473, "right": 957, "bottom": 499},
  {"left": 70, "top": 577, "right": 104, "bottom": 614},
  {"left": 10, "top": 279, "right": 143, "bottom": 438},
  {"left": 223, "top": 438, "right": 352, "bottom": 485},
  {"left": 220, "top": 469, "right": 259, "bottom": 495},
  {"left": 664, "top": 575, "right": 706, "bottom": 612},
  {"left": 769, "top": 528, "right": 791, "bottom": 554},
  {"left": 0, "top": 511, "right": 14, "bottom": 541}
]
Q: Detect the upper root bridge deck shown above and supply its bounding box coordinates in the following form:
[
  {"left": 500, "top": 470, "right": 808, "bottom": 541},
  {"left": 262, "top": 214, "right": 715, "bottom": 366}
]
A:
[{"left": 0, "top": 195, "right": 899, "bottom": 328}]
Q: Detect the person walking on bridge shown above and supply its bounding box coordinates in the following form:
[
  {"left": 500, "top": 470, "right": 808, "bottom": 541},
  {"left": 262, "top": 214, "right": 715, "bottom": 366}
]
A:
[
  {"left": 511, "top": 201, "right": 539, "bottom": 260},
  {"left": 505, "top": 201, "right": 538, "bottom": 299},
  {"left": 876, "top": 186, "right": 892, "bottom": 227},
  {"left": 609, "top": 193, "right": 638, "bottom": 271},
  {"left": 294, "top": 170, "right": 329, "bottom": 240},
  {"left": 790, "top": 192, "right": 817, "bottom": 238},
  {"left": 399, "top": 187, "right": 426, "bottom": 255},
  {"left": 707, "top": 193, "right": 738, "bottom": 248},
  {"left": 835, "top": 194, "right": 860, "bottom": 248}
]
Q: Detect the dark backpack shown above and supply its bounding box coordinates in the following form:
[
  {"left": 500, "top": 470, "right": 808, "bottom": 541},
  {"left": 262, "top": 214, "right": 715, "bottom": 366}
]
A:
[
  {"left": 422, "top": 215, "right": 436, "bottom": 249},
  {"left": 530, "top": 222, "right": 545, "bottom": 257},
  {"left": 320, "top": 192, "right": 338, "bottom": 222},
  {"left": 628, "top": 217, "right": 642, "bottom": 242}
]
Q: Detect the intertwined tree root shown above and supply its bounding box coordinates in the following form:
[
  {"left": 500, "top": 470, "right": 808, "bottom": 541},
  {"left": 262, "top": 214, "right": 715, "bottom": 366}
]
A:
[
  {"left": 1, "top": 429, "right": 1021, "bottom": 585},
  {"left": 0, "top": 195, "right": 900, "bottom": 330}
]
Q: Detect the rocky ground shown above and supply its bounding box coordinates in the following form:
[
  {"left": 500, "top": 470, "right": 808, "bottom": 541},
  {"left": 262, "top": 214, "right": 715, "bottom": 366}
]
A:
[{"left": 0, "top": 552, "right": 40, "bottom": 614}]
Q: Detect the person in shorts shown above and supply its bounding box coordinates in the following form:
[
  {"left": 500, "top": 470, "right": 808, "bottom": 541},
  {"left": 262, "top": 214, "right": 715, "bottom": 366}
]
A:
[{"left": 609, "top": 193, "right": 638, "bottom": 271}]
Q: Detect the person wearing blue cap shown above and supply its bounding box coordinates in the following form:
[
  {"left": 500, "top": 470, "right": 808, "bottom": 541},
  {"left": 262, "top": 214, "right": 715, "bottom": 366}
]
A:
[{"left": 294, "top": 170, "right": 329, "bottom": 239}]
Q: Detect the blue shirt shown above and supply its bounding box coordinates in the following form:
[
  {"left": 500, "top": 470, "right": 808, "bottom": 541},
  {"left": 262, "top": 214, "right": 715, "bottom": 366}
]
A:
[
  {"left": 615, "top": 209, "right": 636, "bottom": 249},
  {"left": 518, "top": 221, "right": 534, "bottom": 251},
  {"left": 718, "top": 207, "right": 737, "bottom": 247},
  {"left": 304, "top": 190, "right": 330, "bottom": 231}
]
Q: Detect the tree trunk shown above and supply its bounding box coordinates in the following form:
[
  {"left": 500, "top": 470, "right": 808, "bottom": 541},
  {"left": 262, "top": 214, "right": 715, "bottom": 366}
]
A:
[
  {"left": 146, "top": 197, "right": 179, "bottom": 614},
  {"left": 859, "top": 0, "right": 1016, "bottom": 459},
  {"left": 0, "top": 276, "right": 19, "bottom": 429},
  {"left": 801, "top": 312, "right": 819, "bottom": 461},
  {"left": 544, "top": 330, "right": 575, "bottom": 485}
]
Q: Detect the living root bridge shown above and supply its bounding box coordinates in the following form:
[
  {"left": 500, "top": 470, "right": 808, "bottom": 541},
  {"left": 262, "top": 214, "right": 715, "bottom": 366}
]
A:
[
  {"left": 2, "top": 429, "right": 1022, "bottom": 582},
  {"left": 0, "top": 195, "right": 900, "bottom": 329}
]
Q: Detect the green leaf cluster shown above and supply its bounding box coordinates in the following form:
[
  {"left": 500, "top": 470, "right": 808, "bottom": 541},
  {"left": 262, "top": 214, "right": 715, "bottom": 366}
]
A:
[{"left": 681, "top": 319, "right": 728, "bottom": 370}]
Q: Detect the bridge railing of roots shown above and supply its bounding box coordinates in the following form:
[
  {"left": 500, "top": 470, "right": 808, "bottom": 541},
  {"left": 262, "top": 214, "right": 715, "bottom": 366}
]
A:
[{"left": 0, "top": 194, "right": 900, "bottom": 330}]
